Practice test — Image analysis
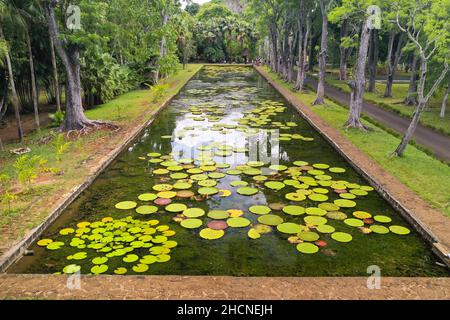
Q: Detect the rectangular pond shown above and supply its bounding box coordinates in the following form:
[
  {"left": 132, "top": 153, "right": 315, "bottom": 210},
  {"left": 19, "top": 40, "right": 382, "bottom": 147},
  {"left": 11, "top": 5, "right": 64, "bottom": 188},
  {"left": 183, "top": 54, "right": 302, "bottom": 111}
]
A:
[{"left": 9, "top": 66, "right": 449, "bottom": 276}]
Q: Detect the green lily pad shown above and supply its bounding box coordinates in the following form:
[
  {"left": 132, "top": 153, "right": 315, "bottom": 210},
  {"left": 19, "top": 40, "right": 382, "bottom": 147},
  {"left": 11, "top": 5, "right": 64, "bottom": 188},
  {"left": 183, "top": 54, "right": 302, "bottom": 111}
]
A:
[
  {"left": 136, "top": 205, "right": 158, "bottom": 215},
  {"left": 198, "top": 187, "right": 219, "bottom": 196},
  {"left": 115, "top": 201, "right": 137, "bottom": 210},
  {"left": 304, "top": 216, "right": 327, "bottom": 225},
  {"left": 237, "top": 187, "right": 258, "bottom": 196},
  {"left": 285, "top": 193, "right": 306, "bottom": 201},
  {"left": 248, "top": 228, "right": 261, "bottom": 239},
  {"left": 331, "top": 232, "right": 353, "bottom": 243},
  {"left": 199, "top": 228, "right": 225, "bottom": 240},
  {"left": 329, "top": 167, "right": 346, "bottom": 173},
  {"left": 282, "top": 205, "right": 305, "bottom": 216},
  {"left": 165, "top": 203, "right": 187, "bottom": 213},
  {"left": 277, "top": 223, "right": 303, "bottom": 234},
  {"left": 114, "top": 267, "right": 127, "bottom": 275},
  {"left": 308, "top": 193, "right": 328, "bottom": 202},
  {"left": 298, "top": 231, "right": 320, "bottom": 242},
  {"left": 180, "top": 218, "right": 203, "bottom": 229},
  {"left": 353, "top": 211, "right": 372, "bottom": 219},
  {"left": 389, "top": 225, "right": 411, "bottom": 235},
  {"left": 370, "top": 225, "right": 390, "bottom": 234},
  {"left": 91, "top": 264, "right": 108, "bottom": 274},
  {"left": 374, "top": 215, "right": 392, "bottom": 223},
  {"left": 257, "top": 214, "right": 284, "bottom": 226},
  {"left": 92, "top": 257, "right": 108, "bottom": 265},
  {"left": 230, "top": 180, "right": 248, "bottom": 187},
  {"left": 296, "top": 243, "right": 319, "bottom": 254},
  {"left": 123, "top": 254, "right": 139, "bottom": 263},
  {"left": 264, "top": 181, "right": 286, "bottom": 190},
  {"left": 183, "top": 208, "right": 205, "bottom": 218},
  {"left": 207, "top": 210, "right": 229, "bottom": 219},
  {"left": 227, "top": 217, "right": 251, "bottom": 228},
  {"left": 305, "top": 207, "right": 327, "bottom": 216},
  {"left": 344, "top": 218, "right": 364, "bottom": 227},
  {"left": 316, "top": 224, "right": 336, "bottom": 233},
  {"left": 138, "top": 193, "right": 157, "bottom": 201},
  {"left": 326, "top": 211, "right": 348, "bottom": 220},
  {"left": 132, "top": 264, "right": 149, "bottom": 273},
  {"left": 334, "top": 199, "right": 357, "bottom": 208},
  {"left": 63, "top": 264, "right": 81, "bottom": 274},
  {"left": 249, "top": 205, "right": 271, "bottom": 215}
]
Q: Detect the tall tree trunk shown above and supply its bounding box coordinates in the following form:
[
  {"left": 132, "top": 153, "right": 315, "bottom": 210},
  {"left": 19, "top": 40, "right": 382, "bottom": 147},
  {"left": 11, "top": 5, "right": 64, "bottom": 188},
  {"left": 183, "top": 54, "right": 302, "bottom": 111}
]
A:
[
  {"left": 345, "top": 20, "right": 371, "bottom": 130},
  {"left": 367, "top": 29, "right": 379, "bottom": 92},
  {"left": 339, "top": 20, "right": 349, "bottom": 81},
  {"left": 25, "top": 28, "right": 40, "bottom": 131},
  {"left": 384, "top": 33, "right": 404, "bottom": 97},
  {"left": 44, "top": 1, "right": 99, "bottom": 131},
  {"left": 313, "top": 0, "right": 328, "bottom": 105},
  {"left": 0, "top": 27, "right": 23, "bottom": 141},
  {"left": 404, "top": 54, "right": 418, "bottom": 105},
  {"left": 269, "top": 24, "right": 279, "bottom": 73},
  {"left": 294, "top": 14, "right": 310, "bottom": 92},
  {"left": 440, "top": 84, "right": 449, "bottom": 118},
  {"left": 155, "top": 11, "right": 169, "bottom": 82},
  {"left": 49, "top": 33, "right": 61, "bottom": 112}
]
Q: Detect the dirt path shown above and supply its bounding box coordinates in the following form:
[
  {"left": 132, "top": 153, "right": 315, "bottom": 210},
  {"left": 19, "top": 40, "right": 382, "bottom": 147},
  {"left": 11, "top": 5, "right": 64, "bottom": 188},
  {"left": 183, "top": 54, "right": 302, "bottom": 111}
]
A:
[{"left": 307, "top": 78, "right": 450, "bottom": 162}]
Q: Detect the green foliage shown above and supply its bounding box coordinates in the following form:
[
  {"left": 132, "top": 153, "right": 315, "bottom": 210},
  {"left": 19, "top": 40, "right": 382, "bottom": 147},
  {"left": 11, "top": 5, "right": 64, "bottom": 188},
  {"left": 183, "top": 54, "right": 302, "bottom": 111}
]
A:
[
  {"left": 0, "top": 173, "right": 16, "bottom": 211},
  {"left": 13, "top": 155, "right": 47, "bottom": 190},
  {"left": 204, "top": 46, "right": 226, "bottom": 62},
  {"left": 49, "top": 111, "right": 65, "bottom": 128},
  {"left": 150, "top": 83, "right": 170, "bottom": 103},
  {"left": 51, "top": 133, "right": 72, "bottom": 162}
]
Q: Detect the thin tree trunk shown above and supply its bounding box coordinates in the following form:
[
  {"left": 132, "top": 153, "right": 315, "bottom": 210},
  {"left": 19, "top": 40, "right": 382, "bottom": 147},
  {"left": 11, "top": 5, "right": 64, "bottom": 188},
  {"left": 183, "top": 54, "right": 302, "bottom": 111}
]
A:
[
  {"left": 440, "top": 84, "right": 449, "bottom": 118},
  {"left": 394, "top": 59, "right": 448, "bottom": 155},
  {"left": 404, "top": 54, "right": 418, "bottom": 105},
  {"left": 385, "top": 33, "right": 404, "bottom": 97},
  {"left": 367, "top": 29, "right": 378, "bottom": 92},
  {"left": 345, "top": 20, "right": 371, "bottom": 130},
  {"left": 49, "top": 33, "right": 61, "bottom": 112},
  {"left": 339, "top": 20, "right": 349, "bottom": 81},
  {"left": 0, "top": 27, "right": 23, "bottom": 141},
  {"left": 313, "top": 0, "right": 328, "bottom": 105},
  {"left": 25, "top": 28, "right": 40, "bottom": 131}
]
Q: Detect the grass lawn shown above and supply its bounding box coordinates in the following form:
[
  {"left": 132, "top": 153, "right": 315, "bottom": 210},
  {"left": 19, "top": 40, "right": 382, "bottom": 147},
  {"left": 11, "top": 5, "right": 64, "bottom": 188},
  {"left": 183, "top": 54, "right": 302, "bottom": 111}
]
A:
[
  {"left": 324, "top": 74, "right": 450, "bottom": 136},
  {"left": 265, "top": 67, "right": 450, "bottom": 218},
  {"left": 0, "top": 64, "right": 203, "bottom": 253}
]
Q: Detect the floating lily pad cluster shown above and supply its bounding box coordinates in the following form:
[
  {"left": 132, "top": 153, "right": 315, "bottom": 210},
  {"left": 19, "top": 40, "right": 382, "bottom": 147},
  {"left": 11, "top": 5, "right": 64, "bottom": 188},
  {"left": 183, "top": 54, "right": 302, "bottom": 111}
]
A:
[{"left": 37, "top": 216, "right": 177, "bottom": 275}]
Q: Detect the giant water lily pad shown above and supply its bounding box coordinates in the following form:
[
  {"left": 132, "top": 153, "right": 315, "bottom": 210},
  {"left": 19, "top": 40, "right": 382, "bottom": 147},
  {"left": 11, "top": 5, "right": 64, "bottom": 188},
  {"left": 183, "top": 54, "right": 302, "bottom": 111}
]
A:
[
  {"left": 334, "top": 199, "right": 357, "bottom": 208},
  {"left": 298, "top": 231, "right": 320, "bottom": 242},
  {"left": 265, "top": 181, "right": 285, "bottom": 190},
  {"left": 249, "top": 205, "right": 271, "bottom": 215},
  {"left": 136, "top": 205, "right": 158, "bottom": 215},
  {"left": 180, "top": 219, "right": 203, "bottom": 229},
  {"left": 208, "top": 221, "right": 228, "bottom": 230},
  {"left": 370, "top": 225, "right": 390, "bottom": 234},
  {"left": 115, "top": 201, "right": 137, "bottom": 210},
  {"left": 199, "top": 228, "right": 225, "bottom": 240},
  {"left": 198, "top": 187, "right": 219, "bottom": 196},
  {"left": 304, "top": 216, "right": 327, "bottom": 226},
  {"left": 282, "top": 205, "right": 305, "bottom": 216},
  {"left": 257, "top": 214, "right": 284, "bottom": 226},
  {"left": 237, "top": 187, "right": 258, "bottom": 196},
  {"left": 63, "top": 264, "right": 81, "bottom": 274},
  {"left": 353, "top": 211, "right": 372, "bottom": 219},
  {"left": 277, "top": 223, "right": 303, "bottom": 234},
  {"left": 316, "top": 224, "right": 335, "bottom": 234},
  {"left": 165, "top": 203, "right": 187, "bottom": 213},
  {"left": 374, "top": 215, "right": 392, "bottom": 223},
  {"left": 305, "top": 207, "right": 327, "bottom": 216},
  {"left": 138, "top": 193, "right": 157, "bottom": 201},
  {"left": 344, "top": 218, "right": 364, "bottom": 227},
  {"left": 326, "top": 211, "right": 347, "bottom": 220},
  {"left": 285, "top": 193, "right": 306, "bottom": 201},
  {"left": 183, "top": 208, "right": 205, "bottom": 218},
  {"left": 389, "top": 225, "right": 410, "bottom": 235},
  {"left": 227, "top": 217, "right": 251, "bottom": 228},
  {"left": 207, "top": 210, "right": 229, "bottom": 219},
  {"left": 296, "top": 243, "right": 319, "bottom": 254},
  {"left": 91, "top": 264, "right": 108, "bottom": 274},
  {"left": 247, "top": 228, "right": 261, "bottom": 239},
  {"left": 331, "top": 232, "right": 353, "bottom": 243}
]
